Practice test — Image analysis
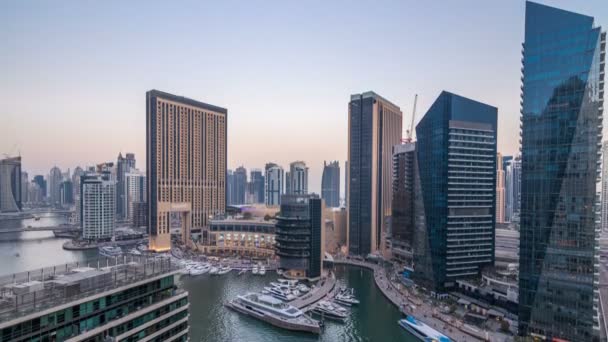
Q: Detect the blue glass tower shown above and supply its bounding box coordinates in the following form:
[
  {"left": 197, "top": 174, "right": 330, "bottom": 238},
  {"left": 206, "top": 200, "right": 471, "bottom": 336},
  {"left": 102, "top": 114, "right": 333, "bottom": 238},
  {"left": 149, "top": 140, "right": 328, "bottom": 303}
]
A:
[
  {"left": 413, "top": 91, "right": 497, "bottom": 291},
  {"left": 518, "top": 2, "right": 605, "bottom": 341}
]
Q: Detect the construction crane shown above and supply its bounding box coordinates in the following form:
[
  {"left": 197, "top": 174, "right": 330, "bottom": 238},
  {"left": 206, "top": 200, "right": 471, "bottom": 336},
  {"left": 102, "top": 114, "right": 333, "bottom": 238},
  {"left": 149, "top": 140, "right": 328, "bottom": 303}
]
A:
[{"left": 403, "top": 94, "right": 418, "bottom": 143}]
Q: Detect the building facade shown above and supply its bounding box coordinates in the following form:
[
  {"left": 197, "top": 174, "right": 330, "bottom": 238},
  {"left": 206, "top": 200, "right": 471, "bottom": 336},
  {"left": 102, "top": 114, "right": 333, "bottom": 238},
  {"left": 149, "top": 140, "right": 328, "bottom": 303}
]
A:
[
  {"left": 495, "top": 153, "right": 506, "bottom": 223},
  {"left": 0, "top": 156, "right": 22, "bottom": 213},
  {"left": 286, "top": 161, "right": 308, "bottom": 195},
  {"left": 81, "top": 173, "right": 116, "bottom": 240},
  {"left": 602, "top": 142, "right": 608, "bottom": 232},
  {"left": 232, "top": 166, "right": 247, "bottom": 205},
  {"left": 347, "top": 91, "right": 402, "bottom": 257},
  {"left": 204, "top": 217, "right": 276, "bottom": 257},
  {"left": 276, "top": 194, "right": 323, "bottom": 280},
  {"left": 518, "top": 2, "right": 605, "bottom": 341},
  {"left": 504, "top": 157, "right": 522, "bottom": 223},
  {"left": 321, "top": 160, "right": 340, "bottom": 208},
  {"left": 264, "top": 163, "right": 284, "bottom": 206},
  {"left": 0, "top": 257, "right": 189, "bottom": 342},
  {"left": 60, "top": 180, "right": 74, "bottom": 206},
  {"left": 414, "top": 91, "right": 497, "bottom": 291},
  {"left": 147, "top": 90, "right": 227, "bottom": 251},
  {"left": 249, "top": 169, "right": 265, "bottom": 204},
  {"left": 33, "top": 175, "right": 46, "bottom": 199}
]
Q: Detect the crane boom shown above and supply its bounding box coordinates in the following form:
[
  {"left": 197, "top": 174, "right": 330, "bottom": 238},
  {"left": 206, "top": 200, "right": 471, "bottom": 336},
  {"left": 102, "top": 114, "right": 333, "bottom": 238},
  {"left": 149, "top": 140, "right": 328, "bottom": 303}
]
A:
[{"left": 405, "top": 94, "right": 418, "bottom": 142}]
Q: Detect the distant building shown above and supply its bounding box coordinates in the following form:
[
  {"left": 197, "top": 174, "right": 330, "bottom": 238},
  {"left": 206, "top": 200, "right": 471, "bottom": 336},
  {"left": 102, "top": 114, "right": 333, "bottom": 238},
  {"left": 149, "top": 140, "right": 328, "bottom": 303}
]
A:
[
  {"left": 250, "top": 169, "right": 265, "bottom": 204},
  {"left": 264, "top": 163, "right": 284, "bottom": 206},
  {"left": 414, "top": 91, "right": 497, "bottom": 292},
  {"left": 321, "top": 161, "right": 340, "bottom": 208},
  {"left": 116, "top": 152, "right": 136, "bottom": 220},
  {"left": 0, "top": 258, "right": 189, "bottom": 342},
  {"left": 147, "top": 90, "right": 227, "bottom": 252},
  {"left": 132, "top": 201, "right": 148, "bottom": 228},
  {"left": 60, "top": 180, "right": 74, "bottom": 206},
  {"left": 323, "top": 207, "right": 347, "bottom": 254},
  {"left": 48, "top": 166, "right": 62, "bottom": 206},
  {"left": 276, "top": 194, "right": 324, "bottom": 280},
  {"left": 0, "top": 156, "right": 22, "bottom": 212},
  {"left": 495, "top": 153, "right": 505, "bottom": 223},
  {"left": 81, "top": 173, "right": 116, "bottom": 240},
  {"left": 72, "top": 166, "right": 84, "bottom": 199},
  {"left": 124, "top": 169, "right": 146, "bottom": 223},
  {"left": 20, "top": 171, "right": 28, "bottom": 204},
  {"left": 286, "top": 161, "right": 308, "bottom": 195},
  {"left": 232, "top": 166, "right": 247, "bottom": 205},
  {"left": 504, "top": 156, "right": 521, "bottom": 222},
  {"left": 347, "top": 91, "right": 402, "bottom": 257},
  {"left": 602, "top": 142, "right": 608, "bottom": 232},
  {"left": 28, "top": 181, "right": 44, "bottom": 204},
  {"left": 518, "top": 2, "right": 604, "bottom": 340},
  {"left": 226, "top": 170, "right": 234, "bottom": 205},
  {"left": 205, "top": 217, "right": 276, "bottom": 257},
  {"left": 33, "top": 175, "right": 46, "bottom": 199}
]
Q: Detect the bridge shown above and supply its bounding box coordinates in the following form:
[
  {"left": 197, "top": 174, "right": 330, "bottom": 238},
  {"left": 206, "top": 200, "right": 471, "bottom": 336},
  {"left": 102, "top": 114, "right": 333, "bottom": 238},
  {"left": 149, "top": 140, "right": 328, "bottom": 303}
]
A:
[{"left": 0, "top": 226, "right": 80, "bottom": 234}]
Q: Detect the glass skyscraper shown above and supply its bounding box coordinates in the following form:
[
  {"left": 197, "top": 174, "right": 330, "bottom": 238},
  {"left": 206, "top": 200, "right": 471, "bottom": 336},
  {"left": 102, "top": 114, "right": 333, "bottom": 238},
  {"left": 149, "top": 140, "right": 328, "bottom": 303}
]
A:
[
  {"left": 414, "top": 91, "right": 497, "bottom": 291},
  {"left": 518, "top": 2, "right": 605, "bottom": 341},
  {"left": 321, "top": 160, "right": 340, "bottom": 208}
]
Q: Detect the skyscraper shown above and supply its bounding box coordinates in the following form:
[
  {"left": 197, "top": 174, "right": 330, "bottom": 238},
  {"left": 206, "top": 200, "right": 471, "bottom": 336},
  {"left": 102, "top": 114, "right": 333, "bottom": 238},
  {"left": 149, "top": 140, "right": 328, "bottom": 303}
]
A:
[
  {"left": 226, "top": 169, "right": 234, "bottom": 205},
  {"left": 518, "top": 3, "right": 604, "bottom": 340},
  {"left": 321, "top": 160, "right": 340, "bottom": 208},
  {"left": 390, "top": 142, "right": 416, "bottom": 263},
  {"left": 276, "top": 194, "right": 324, "bottom": 280},
  {"left": 116, "top": 152, "right": 136, "bottom": 220},
  {"left": 48, "top": 166, "right": 62, "bottom": 205},
  {"left": 124, "top": 169, "right": 146, "bottom": 223},
  {"left": 233, "top": 166, "right": 247, "bottom": 205},
  {"left": 81, "top": 172, "right": 116, "bottom": 240},
  {"left": 504, "top": 156, "right": 522, "bottom": 222},
  {"left": 414, "top": 91, "right": 497, "bottom": 291},
  {"left": 20, "top": 171, "right": 28, "bottom": 204},
  {"left": 60, "top": 180, "right": 74, "bottom": 206},
  {"left": 265, "top": 163, "right": 284, "bottom": 206},
  {"left": 250, "top": 169, "right": 265, "bottom": 204},
  {"left": 347, "top": 91, "right": 402, "bottom": 256},
  {"left": 286, "top": 161, "right": 308, "bottom": 195},
  {"left": 495, "top": 153, "right": 506, "bottom": 223},
  {"left": 0, "top": 156, "right": 22, "bottom": 212},
  {"left": 147, "top": 90, "right": 227, "bottom": 251}
]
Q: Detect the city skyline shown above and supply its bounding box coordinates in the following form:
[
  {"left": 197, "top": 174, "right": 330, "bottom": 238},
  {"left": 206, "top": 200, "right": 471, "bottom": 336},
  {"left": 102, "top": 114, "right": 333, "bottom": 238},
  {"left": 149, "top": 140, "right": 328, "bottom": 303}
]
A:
[{"left": 3, "top": 1, "right": 607, "bottom": 194}]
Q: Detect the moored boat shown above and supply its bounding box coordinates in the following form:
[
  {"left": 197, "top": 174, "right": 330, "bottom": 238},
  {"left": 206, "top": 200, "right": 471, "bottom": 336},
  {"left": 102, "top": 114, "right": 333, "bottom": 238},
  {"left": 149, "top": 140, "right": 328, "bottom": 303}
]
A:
[{"left": 398, "top": 316, "right": 452, "bottom": 342}]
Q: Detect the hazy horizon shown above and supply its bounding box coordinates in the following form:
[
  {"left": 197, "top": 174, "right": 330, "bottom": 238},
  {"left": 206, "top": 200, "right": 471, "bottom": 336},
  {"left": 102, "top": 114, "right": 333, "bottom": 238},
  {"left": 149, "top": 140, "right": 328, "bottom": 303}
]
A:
[{"left": 2, "top": 0, "right": 607, "bottom": 194}]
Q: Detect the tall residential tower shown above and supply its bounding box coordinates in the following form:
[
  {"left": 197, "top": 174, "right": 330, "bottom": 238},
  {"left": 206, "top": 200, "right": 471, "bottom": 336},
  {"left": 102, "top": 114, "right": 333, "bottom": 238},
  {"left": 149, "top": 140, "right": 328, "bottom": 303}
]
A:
[{"left": 321, "top": 160, "right": 340, "bottom": 208}]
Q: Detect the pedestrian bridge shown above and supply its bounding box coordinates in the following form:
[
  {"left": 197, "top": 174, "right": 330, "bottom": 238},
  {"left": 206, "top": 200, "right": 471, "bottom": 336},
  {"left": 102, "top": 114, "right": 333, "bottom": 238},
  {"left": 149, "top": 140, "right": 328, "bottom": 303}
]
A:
[{"left": 0, "top": 226, "right": 79, "bottom": 234}]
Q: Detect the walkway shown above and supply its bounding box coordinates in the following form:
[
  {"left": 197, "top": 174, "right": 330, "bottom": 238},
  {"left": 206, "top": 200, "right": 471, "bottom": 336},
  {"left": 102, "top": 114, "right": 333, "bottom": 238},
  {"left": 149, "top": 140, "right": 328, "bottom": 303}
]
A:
[
  {"left": 332, "top": 259, "right": 488, "bottom": 342},
  {"left": 291, "top": 272, "right": 336, "bottom": 310}
]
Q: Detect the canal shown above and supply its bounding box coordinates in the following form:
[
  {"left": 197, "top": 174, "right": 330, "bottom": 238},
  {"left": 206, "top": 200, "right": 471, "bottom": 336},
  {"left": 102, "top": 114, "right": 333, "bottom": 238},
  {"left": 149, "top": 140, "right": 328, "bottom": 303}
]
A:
[{"left": 0, "top": 215, "right": 412, "bottom": 341}]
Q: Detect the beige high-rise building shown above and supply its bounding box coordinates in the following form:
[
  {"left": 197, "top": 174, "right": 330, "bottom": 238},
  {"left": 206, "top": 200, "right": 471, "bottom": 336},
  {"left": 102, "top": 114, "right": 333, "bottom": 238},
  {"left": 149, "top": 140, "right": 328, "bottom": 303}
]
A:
[
  {"left": 146, "top": 90, "right": 227, "bottom": 252},
  {"left": 347, "top": 92, "right": 402, "bottom": 256},
  {"left": 496, "top": 153, "right": 505, "bottom": 223}
]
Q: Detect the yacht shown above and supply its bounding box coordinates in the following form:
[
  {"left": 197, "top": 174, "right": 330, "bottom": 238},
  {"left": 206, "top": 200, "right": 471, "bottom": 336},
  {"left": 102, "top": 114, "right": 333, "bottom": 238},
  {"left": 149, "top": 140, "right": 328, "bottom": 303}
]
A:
[
  {"left": 209, "top": 267, "right": 219, "bottom": 275},
  {"left": 259, "top": 266, "right": 266, "bottom": 275},
  {"left": 264, "top": 286, "right": 296, "bottom": 302},
  {"left": 398, "top": 316, "right": 452, "bottom": 342},
  {"left": 277, "top": 278, "right": 299, "bottom": 287},
  {"left": 252, "top": 266, "right": 259, "bottom": 275},
  {"left": 226, "top": 293, "right": 321, "bottom": 334},
  {"left": 217, "top": 265, "right": 232, "bottom": 275},
  {"left": 190, "top": 265, "right": 210, "bottom": 276},
  {"left": 312, "top": 300, "right": 349, "bottom": 322},
  {"left": 335, "top": 288, "right": 360, "bottom": 306},
  {"left": 297, "top": 284, "right": 310, "bottom": 293},
  {"left": 99, "top": 246, "right": 123, "bottom": 258}
]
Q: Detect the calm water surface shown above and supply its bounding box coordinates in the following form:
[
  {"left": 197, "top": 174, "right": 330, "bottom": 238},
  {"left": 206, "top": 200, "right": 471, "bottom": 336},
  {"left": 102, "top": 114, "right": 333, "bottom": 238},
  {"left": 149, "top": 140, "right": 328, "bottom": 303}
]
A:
[{"left": 0, "top": 215, "right": 412, "bottom": 341}]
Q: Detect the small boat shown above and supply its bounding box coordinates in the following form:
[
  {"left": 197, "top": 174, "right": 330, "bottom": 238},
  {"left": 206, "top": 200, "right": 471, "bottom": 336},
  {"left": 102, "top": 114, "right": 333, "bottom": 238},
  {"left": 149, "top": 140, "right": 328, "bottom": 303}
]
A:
[
  {"left": 129, "top": 248, "right": 142, "bottom": 255},
  {"left": 312, "top": 300, "right": 349, "bottom": 322},
  {"left": 264, "top": 286, "right": 296, "bottom": 302},
  {"left": 335, "top": 293, "right": 360, "bottom": 306},
  {"left": 398, "top": 316, "right": 452, "bottom": 342},
  {"left": 252, "top": 266, "right": 259, "bottom": 275},
  {"left": 209, "top": 267, "right": 219, "bottom": 275},
  {"left": 259, "top": 266, "right": 266, "bottom": 275},
  {"left": 297, "top": 284, "right": 310, "bottom": 293},
  {"left": 190, "top": 265, "right": 209, "bottom": 276}
]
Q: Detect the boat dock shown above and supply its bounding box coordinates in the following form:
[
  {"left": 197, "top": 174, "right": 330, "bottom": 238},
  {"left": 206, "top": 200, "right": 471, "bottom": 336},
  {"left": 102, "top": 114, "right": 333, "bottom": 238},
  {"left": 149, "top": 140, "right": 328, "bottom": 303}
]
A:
[{"left": 292, "top": 272, "right": 336, "bottom": 310}]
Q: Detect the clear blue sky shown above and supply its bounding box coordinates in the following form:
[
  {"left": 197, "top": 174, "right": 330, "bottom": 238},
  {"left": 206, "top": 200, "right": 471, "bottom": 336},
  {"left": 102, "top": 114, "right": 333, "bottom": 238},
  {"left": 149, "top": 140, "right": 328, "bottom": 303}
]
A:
[{"left": 1, "top": 0, "right": 607, "bottom": 193}]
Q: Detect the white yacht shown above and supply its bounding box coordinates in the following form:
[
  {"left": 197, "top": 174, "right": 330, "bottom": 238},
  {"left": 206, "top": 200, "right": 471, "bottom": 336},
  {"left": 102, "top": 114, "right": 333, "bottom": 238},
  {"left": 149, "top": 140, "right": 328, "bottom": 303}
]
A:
[
  {"left": 217, "top": 265, "right": 232, "bottom": 275},
  {"left": 209, "top": 266, "right": 219, "bottom": 275},
  {"left": 312, "top": 300, "right": 349, "bottom": 322},
  {"left": 226, "top": 293, "right": 321, "bottom": 334},
  {"left": 297, "top": 284, "right": 310, "bottom": 293},
  {"left": 190, "top": 264, "right": 210, "bottom": 276},
  {"left": 99, "top": 246, "right": 122, "bottom": 258},
  {"left": 264, "top": 286, "right": 296, "bottom": 302},
  {"left": 335, "top": 288, "right": 360, "bottom": 306},
  {"left": 259, "top": 266, "right": 266, "bottom": 275},
  {"left": 252, "top": 266, "right": 259, "bottom": 275}
]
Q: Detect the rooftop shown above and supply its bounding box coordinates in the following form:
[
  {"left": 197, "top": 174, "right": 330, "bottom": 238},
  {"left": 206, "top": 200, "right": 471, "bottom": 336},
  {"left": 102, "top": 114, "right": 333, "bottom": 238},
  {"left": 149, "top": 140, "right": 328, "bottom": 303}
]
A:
[{"left": 0, "top": 256, "right": 180, "bottom": 326}]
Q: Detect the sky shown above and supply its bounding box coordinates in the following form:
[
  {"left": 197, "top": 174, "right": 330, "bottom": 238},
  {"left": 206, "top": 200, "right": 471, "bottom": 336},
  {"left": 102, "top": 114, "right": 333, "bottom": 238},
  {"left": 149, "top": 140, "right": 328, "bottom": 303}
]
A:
[{"left": 1, "top": 0, "right": 607, "bottom": 194}]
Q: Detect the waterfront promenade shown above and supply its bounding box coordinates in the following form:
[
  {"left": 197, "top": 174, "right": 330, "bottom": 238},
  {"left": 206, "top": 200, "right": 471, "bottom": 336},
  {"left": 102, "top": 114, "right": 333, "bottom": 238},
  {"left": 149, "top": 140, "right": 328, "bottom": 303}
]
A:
[{"left": 332, "top": 258, "right": 492, "bottom": 342}]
